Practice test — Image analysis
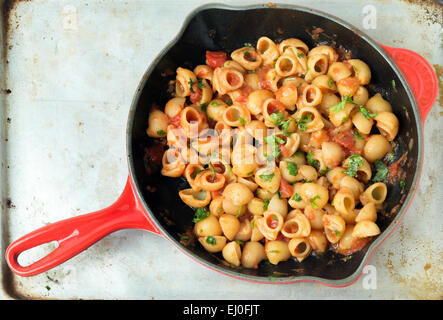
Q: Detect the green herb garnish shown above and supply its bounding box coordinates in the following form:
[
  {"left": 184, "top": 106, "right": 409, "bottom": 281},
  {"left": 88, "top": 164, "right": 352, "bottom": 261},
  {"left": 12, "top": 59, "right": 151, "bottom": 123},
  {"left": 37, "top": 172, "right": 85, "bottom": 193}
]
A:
[
  {"left": 244, "top": 43, "right": 253, "bottom": 47},
  {"left": 236, "top": 206, "right": 242, "bottom": 218},
  {"left": 297, "top": 113, "right": 313, "bottom": 131},
  {"left": 188, "top": 78, "right": 195, "bottom": 93},
  {"left": 328, "top": 78, "right": 335, "bottom": 88},
  {"left": 344, "top": 154, "right": 364, "bottom": 178},
  {"left": 206, "top": 236, "right": 216, "bottom": 245},
  {"left": 157, "top": 130, "right": 166, "bottom": 136},
  {"left": 286, "top": 162, "right": 298, "bottom": 176},
  {"left": 259, "top": 173, "right": 274, "bottom": 182},
  {"left": 372, "top": 159, "right": 389, "bottom": 182},
  {"left": 238, "top": 116, "right": 246, "bottom": 125},
  {"left": 353, "top": 130, "right": 364, "bottom": 140},
  {"left": 318, "top": 167, "right": 329, "bottom": 176},
  {"left": 281, "top": 119, "right": 293, "bottom": 137},
  {"left": 400, "top": 180, "right": 405, "bottom": 188},
  {"left": 270, "top": 111, "right": 285, "bottom": 127},
  {"left": 292, "top": 193, "right": 302, "bottom": 202},
  {"left": 263, "top": 199, "right": 270, "bottom": 211},
  {"left": 198, "top": 78, "right": 206, "bottom": 89},
  {"left": 297, "top": 52, "right": 305, "bottom": 58},
  {"left": 329, "top": 95, "right": 358, "bottom": 113},
  {"left": 307, "top": 152, "right": 320, "bottom": 170},
  {"left": 200, "top": 102, "right": 209, "bottom": 112},
  {"left": 352, "top": 65, "right": 359, "bottom": 75},
  {"left": 208, "top": 162, "right": 216, "bottom": 182},
  {"left": 193, "top": 207, "right": 209, "bottom": 223},
  {"left": 392, "top": 79, "right": 396, "bottom": 88},
  {"left": 359, "top": 106, "right": 377, "bottom": 119},
  {"left": 310, "top": 195, "right": 321, "bottom": 209},
  {"left": 264, "top": 135, "right": 284, "bottom": 159}
]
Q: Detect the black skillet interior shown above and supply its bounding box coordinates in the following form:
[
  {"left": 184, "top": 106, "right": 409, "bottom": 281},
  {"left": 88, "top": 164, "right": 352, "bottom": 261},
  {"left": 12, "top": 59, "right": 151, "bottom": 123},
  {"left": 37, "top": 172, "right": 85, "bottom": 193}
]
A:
[{"left": 129, "top": 6, "right": 419, "bottom": 281}]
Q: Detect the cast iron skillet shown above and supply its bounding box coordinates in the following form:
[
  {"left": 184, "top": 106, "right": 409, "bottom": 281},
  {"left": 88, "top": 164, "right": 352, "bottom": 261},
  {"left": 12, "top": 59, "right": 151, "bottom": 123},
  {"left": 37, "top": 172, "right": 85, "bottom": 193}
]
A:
[{"left": 5, "top": 3, "right": 438, "bottom": 286}]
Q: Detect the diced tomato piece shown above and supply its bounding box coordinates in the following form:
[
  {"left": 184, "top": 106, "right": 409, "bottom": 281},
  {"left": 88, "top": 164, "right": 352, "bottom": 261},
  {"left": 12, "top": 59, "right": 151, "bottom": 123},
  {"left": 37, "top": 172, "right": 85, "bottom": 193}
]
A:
[
  {"left": 189, "top": 88, "right": 202, "bottom": 103},
  {"left": 206, "top": 51, "right": 227, "bottom": 69},
  {"left": 332, "top": 129, "right": 361, "bottom": 155},
  {"left": 235, "top": 85, "right": 253, "bottom": 104},
  {"left": 279, "top": 177, "right": 294, "bottom": 199},
  {"left": 170, "top": 110, "right": 182, "bottom": 127}
]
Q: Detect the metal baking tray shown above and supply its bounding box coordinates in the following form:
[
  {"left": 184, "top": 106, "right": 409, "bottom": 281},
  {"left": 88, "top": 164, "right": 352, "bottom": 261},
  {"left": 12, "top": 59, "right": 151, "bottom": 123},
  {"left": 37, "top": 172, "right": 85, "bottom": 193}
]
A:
[{"left": 0, "top": 0, "right": 441, "bottom": 299}]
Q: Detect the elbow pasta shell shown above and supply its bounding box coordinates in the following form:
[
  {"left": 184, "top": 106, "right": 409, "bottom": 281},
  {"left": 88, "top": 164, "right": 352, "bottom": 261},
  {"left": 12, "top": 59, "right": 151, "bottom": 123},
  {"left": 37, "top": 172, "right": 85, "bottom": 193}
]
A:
[
  {"left": 179, "top": 188, "right": 211, "bottom": 208},
  {"left": 251, "top": 217, "right": 265, "bottom": 241},
  {"left": 300, "top": 182, "right": 329, "bottom": 209},
  {"left": 184, "top": 164, "right": 205, "bottom": 191},
  {"left": 328, "top": 102, "right": 355, "bottom": 127},
  {"left": 308, "top": 230, "right": 328, "bottom": 253},
  {"left": 321, "top": 141, "right": 344, "bottom": 168},
  {"left": 231, "top": 47, "right": 263, "bottom": 70},
  {"left": 275, "top": 53, "right": 299, "bottom": 77},
  {"left": 332, "top": 187, "right": 356, "bottom": 216},
  {"left": 326, "top": 167, "right": 346, "bottom": 189},
  {"left": 288, "top": 183, "right": 307, "bottom": 209},
  {"left": 375, "top": 111, "right": 399, "bottom": 141},
  {"left": 245, "top": 119, "right": 269, "bottom": 141},
  {"left": 209, "top": 196, "right": 224, "bottom": 218},
  {"left": 234, "top": 219, "right": 252, "bottom": 241},
  {"left": 336, "top": 76, "right": 360, "bottom": 97},
  {"left": 194, "top": 64, "right": 213, "bottom": 81},
  {"left": 305, "top": 54, "right": 329, "bottom": 82},
  {"left": 288, "top": 238, "right": 312, "bottom": 262},
  {"left": 267, "top": 194, "right": 288, "bottom": 219},
  {"left": 198, "top": 236, "right": 227, "bottom": 253},
  {"left": 352, "top": 86, "right": 369, "bottom": 105},
  {"left": 346, "top": 59, "right": 371, "bottom": 85},
  {"left": 161, "top": 148, "right": 186, "bottom": 177},
  {"left": 318, "top": 92, "right": 340, "bottom": 117},
  {"left": 175, "top": 67, "right": 197, "bottom": 97},
  {"left": 255, "top": 166, "right": 281, "bottom": 194},
  {"left": 327, "top": 62, "right": 352, "bottom": 82},
  {"left": 222, "top": 182, "right": 254, "bottom": 206},
  {"left": 262, "top": 98, "right": 287, "bottom": 127},
  {"left": 241, "top": 241, "right": 266, "bottom": 268},
  {"left": 257, "top": 211, "right": 284, "bottom": 241},
  {"left": 237, "top": 177, "right": 259, "bottom": 192},
  {"left": 246, "top": 89, "right": 275, "bottom": 115},
  {"left": 323, "top": 214, "right": 346, "bottom": 243},
  {"left": 365, "top": 93, "right": 392, "bottom": 114},
  {"left": 147, "top": 109, "right": 169, "bottom": 138},
  {"left": 281, "top": 212, "right": 311, "bottom": 238},
  {"left": 343, "top": 156, "right": 372, "bottom": 184},
  {"left": 164, "top": 97, "right": 185, "bottom": 118},
  {"left": 352, "top": 220, "right": 381, "bottom": 238},
  {"left": 300, "top": 84, "right": 323, "bottom": 108},
  {"left": 247, "top": 197, "right": 266, "bottom": 216},
  {"left": 275, "top": 82, "right": 298, "bottom": 110},
  {"left": 352, "top": 109, "right": 374, "bottom": 135},
  {"left": 337, "top": 225, "right": 358, "bottom": 252},
  {"left": 363, "top": 134, "right": 392, "bottom": 162},
  {"left": 303, "top": 206, "right": 325, "bottom": 229},
  {"left": 206, "top": 99, "right": 228, "bottom": 122},
  {"left": 312, "top": 74, "right": 337, "bottom": 92},
  {"left": 196, "top": 170, "right": 226, "bottom": 191},
  {"left": 257, "top": 36, "right": 280, "bottom": 66},
  {"left": 360, "top": 182, "right": 387, "bottom": 206},
  {"left": 308, "top": 45, "right": 338, "bottom": 63},
  {"left": 223, "top": 104, "right": 251, "bottom": 127},
  {"left": 293, "top": 106, "right": 324, "bottom": 133},
  {"left": 355, "top": 202, "right": 377, "bottom": 222},
  {"left": 222, "top": 198, "right": 246, "bottom": 216},
  {"left": 244, "top": 72, "right": 260, "bottom": 90},
  {"left": 222, "top": 241, "right": 242, "bottom": 266},
  {"left": 194, "top": 215, "right": 222, "bottom": 237},
  {"left": 180, "top": 106, "right": 204, "bottom": 138},
  {"left": 212, "top": 67, "right": 244, "bottom": 95},
  {"left": 265, "top": 240, "right": 291, "bottom": 265},
  {"left": 219, "top": 214, "right": 241, "bottom": 241},
  {"left": 278, "top": 38, "right": 309, "bottom": 55},
  {"left": 339, "top": 176, "right": 364, "bottom": 202},
  {"left": 223, "top": 60, "right": 246, "bottom": 73}
]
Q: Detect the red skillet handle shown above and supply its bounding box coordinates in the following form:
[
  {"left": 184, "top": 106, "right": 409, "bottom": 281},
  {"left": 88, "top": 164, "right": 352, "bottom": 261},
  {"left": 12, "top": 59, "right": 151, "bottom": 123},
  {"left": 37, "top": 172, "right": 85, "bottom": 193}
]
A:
[
  {"left": 5, "top": 176, "right": 160, "bottom": 277},
  {"left": 381, "top": 45, "right": 438, "bottom": 124}
]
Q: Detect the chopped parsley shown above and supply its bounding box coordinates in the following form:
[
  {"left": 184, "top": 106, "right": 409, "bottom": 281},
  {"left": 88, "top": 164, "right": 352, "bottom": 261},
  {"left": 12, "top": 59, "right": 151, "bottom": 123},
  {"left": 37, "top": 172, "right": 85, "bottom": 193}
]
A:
[
  {"left": 280, "top": 119, "right": 293, "bottom": 137},
  {"left": 318, "top": 167, "right": 329, "bottom": 176},
  {"left": 400, "top": 180, "right": 405, "bottom": 188},
  {"left": 211, "top": 101, "right": 221, "bottom": 106},
  {"left": 193, "top": 207, "right": 209, "bottom": 223},
  {"left": 392, "top": 79, "right": 396, "bottom": 88},
  {"left": 277, "top": 190, "right": 282, "bottom": 199},
  {"left": 328, "top": 77, "right": 335, "bottom": 88},
  {"left": 334, "top": 229, "right": 342, "bottom": 237},
  {"left": 270, "top": 111, "right": 285, "bottom": 126},
  {"left": 238, "top": 116, "right": 247, "bottom": 125},
  {"left": 297, "top": 113, "right": 313, "bottom": 131},
  {"left": 251, "top": 219, "right": 256, "bottom": 230},
  {"left": 206, "top": 236, "right": 216, "bottom": 245},
  {"left": 178, "top": 233, "right": 190, "bottom": 242},
  {"left": 235, "top": 240, "right": 245, "bottom": 245},
  {"left": 372, "top": 159, "right": 389, "bottom": 182},
  {"left": 263, "top": 199, "right": 270, "bottom": 211},
  {"left": 353, "top": 130, "right": 364, "bottom": 140},
  {"left": 307, "top": 152, "right": 320, "bottom": 170},
  {"left": 236, "top": 206, "right": 243, "bottom": 218},
  {"left": 208, "top": 161, "right": 216, "bottom": 182},
  {"left": 259, "top": 172, "right": 274, "bottom": 182},
  {"left": 310, "top": 195, "right": 321, "bottom": 209},
  {"left": 359, "top": 106, "right": 377, "bottom": 119},
  {"left": 352, "top": 65, "right": 359, "bottom": 75},
  {"left": 156, "top": 130, "right": 166, "bottom": 136},
  {"left": 292, "top": 193, "right": 302, "bottom": 202},
  {"left": 200, "top": 102, "right": 209, "bottom": 112},
  {"left": 287, "top": 162, "right": 298, "bottom": 176},
  {"left": 264, "top": 135, "right": 284, "bottom": 159},
  {"left": 188, "top": 78, "right": 195, "bottom": 93},
  {"left": 197, "top": 78, "right": 206, "bottom": 89},
  {"left": 344, "top": 154, "right": 364, "bottom": 178},
  {"left": 329, "top": 95, "right": 358, "bottom": 113},
  {"left": 297, "top": 52, "right": 305, "bottom": 58}
]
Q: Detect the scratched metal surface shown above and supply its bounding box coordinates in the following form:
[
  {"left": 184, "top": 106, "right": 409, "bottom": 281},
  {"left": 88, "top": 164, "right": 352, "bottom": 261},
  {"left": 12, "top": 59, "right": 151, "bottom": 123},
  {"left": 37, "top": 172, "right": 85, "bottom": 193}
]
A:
[{"left": 0, "top": 0, "right": 441, "bottom": 300}]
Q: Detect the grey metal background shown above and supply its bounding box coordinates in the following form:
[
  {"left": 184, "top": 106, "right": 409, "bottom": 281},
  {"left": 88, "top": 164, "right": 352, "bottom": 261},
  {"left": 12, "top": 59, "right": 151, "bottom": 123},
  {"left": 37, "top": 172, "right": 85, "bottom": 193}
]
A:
[{"left": 0, "top": 0, "right": 441, "bottom": 299}]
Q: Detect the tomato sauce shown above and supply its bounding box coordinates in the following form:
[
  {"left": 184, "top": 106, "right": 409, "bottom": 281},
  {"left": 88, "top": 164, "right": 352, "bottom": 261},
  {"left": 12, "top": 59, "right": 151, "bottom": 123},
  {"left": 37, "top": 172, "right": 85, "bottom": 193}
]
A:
[
  {"left": 330, "top": 128, "right": 361, "bottom": 156},
  {"left": 338, "top": 238, "right": 368, "bottom": 256},
  {"left": 279, "top": 177, "right": 294, "bottom": 199},
  {"left": 189, "top": 88, "right": 202, "bottom": 103},
  {"left": 169, "top": 110, "right": 182, "bottom": 127},
  {"left": 205, "top": 51, "right": 227, "bottom": 69},
  {"left": 235, "top": 85, "right": 253, "bottom": 104}
]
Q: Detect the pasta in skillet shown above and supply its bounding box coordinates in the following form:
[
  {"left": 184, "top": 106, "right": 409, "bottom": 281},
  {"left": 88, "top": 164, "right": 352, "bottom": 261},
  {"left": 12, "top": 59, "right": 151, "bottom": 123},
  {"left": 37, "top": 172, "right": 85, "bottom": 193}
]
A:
[{"left": 147, "top": 36, "right": 400, "bottom": 268}]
